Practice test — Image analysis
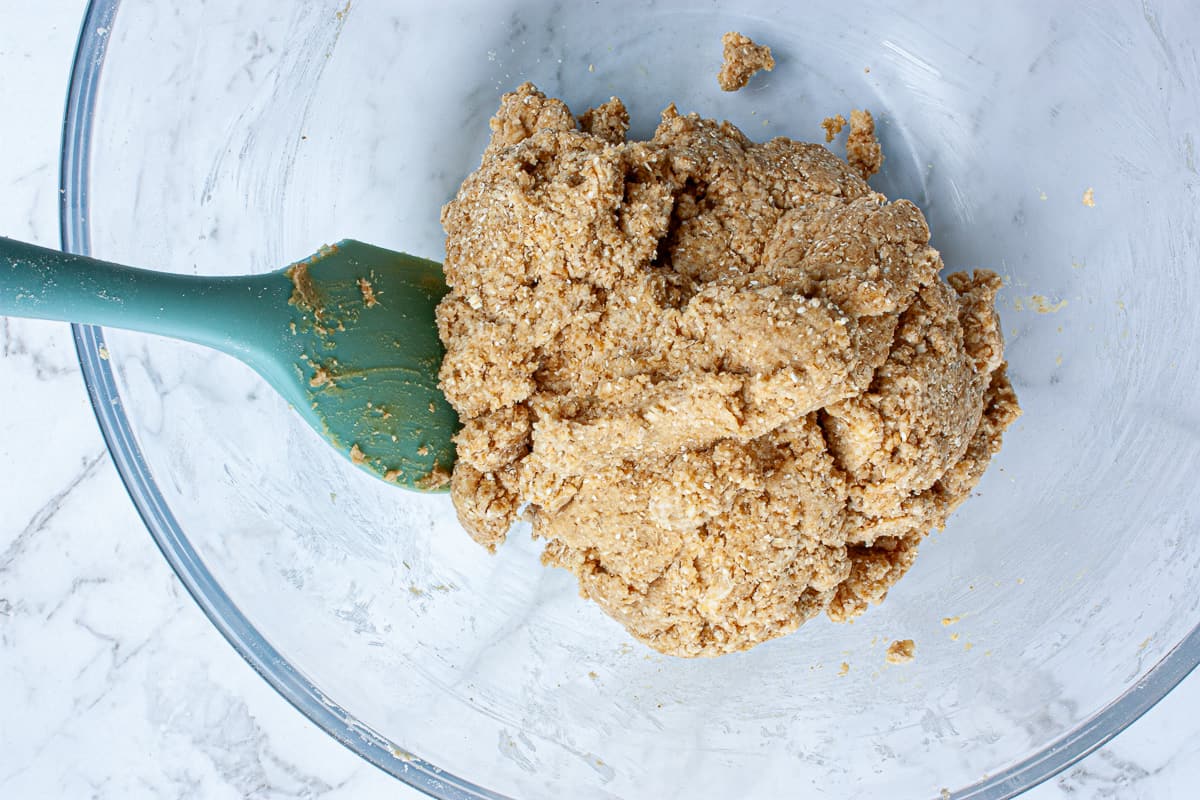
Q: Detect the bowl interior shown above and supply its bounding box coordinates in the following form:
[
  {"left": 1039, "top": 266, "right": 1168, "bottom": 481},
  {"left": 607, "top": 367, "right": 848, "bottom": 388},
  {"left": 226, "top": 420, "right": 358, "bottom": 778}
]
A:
[{"left": 73, "top": 1, "right": 1200, "bottom": 797}]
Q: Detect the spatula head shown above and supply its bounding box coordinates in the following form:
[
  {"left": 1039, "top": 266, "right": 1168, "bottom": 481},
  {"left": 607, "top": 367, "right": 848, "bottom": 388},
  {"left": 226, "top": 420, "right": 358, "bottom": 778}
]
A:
[{"left": 272, "top": 240, "right": 457, "bottom": 491}]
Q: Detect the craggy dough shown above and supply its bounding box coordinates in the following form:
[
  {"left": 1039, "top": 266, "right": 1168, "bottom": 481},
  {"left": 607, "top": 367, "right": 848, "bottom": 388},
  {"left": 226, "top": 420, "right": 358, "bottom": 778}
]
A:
[
  {"left": 436, "top": 84, "right": 1020, "bottom": 657},
  {"left": 717, "top": 32, "right": 775, "bottom": 91}
]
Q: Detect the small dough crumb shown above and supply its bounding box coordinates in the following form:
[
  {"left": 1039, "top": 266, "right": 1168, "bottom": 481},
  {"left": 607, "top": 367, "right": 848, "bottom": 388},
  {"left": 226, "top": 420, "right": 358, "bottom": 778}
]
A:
[
  {"left": 286, "top": 262, "right": 323, "bottom": 319},
  {"left": 310, "top": 364, "right": 332, "bottom": 387},
  {"left": 437, "top": 84, "right": 1019, "bottom": 657},
  {"left": 1014, "top": 294, "right": 1068, "bottom": 314},
  {"left": 847, "top": 109, "right": 883, "bottom": 179},
  {"left": 358, "top": 277, "right": 379, "bottom": 308},
  {"left": 822, "top": 114, "right": 847, "bottom": 143},
  {"left": 1082, "top": 187, "right": 1095, "bottom": 207},
  {"left": 886, "top": 639, "right": 916, "bottom": 664},
  {"left": 415, "top": 465, "right": 452, "bottom": 491},
  {"left": 940, "top": 615, "right": 962, "bottom": 626},
  {"left": 349, "top": 444, "right": 367, "bottom": 464},
  {"left": 717, "top": 31, "right": 775, "bottom": 91},
  {"left": 838, "top": 662, "right": 850, "bottom": 676},
  {"left": 1035, "top": 295, "right": 1067, "bottom": 313}
]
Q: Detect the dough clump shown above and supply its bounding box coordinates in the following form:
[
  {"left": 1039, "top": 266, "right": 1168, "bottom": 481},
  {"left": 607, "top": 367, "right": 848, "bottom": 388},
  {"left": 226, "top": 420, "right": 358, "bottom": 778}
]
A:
[
  {"left": 822, "top": 114, "right": 847, "bottom": 143},
  {"left": 718, "top": 31, "right": 775, "bottom": 91},
  {"left": 436, "top": 84, "right": 1019, "bottom": 657},
  {"left": 846, "top": 108, "right": 884, "bottom": 179}
]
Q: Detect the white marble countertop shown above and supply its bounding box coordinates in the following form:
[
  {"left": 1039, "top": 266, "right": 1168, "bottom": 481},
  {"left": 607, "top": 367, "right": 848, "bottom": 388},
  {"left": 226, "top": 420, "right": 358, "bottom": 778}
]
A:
[{"left": 1, "top": 3, "right": 1198, "bottom": 799}]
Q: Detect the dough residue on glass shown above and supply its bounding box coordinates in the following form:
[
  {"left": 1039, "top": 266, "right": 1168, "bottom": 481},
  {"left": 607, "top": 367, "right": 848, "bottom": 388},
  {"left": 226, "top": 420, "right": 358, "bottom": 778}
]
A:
[
  {"left": 886, "top": 639, "right": 916, "bottom": 664},
  {"left": 717, "top": 31, "right": 775, "bottom": 91},
  {"left": 436, "top": 83, "right": 1020, "bottom": 657}
]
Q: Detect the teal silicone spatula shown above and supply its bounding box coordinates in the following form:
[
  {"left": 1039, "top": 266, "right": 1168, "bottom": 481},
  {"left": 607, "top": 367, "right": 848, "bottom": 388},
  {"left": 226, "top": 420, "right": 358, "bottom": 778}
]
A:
[{"left": 0, "top": 236, "right": 457, "bottom": 491}]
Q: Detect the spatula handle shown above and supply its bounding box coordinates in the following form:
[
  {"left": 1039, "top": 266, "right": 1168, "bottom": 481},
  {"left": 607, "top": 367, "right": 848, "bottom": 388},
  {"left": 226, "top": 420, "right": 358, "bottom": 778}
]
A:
[{"left": 0, "top": 237, "right": 286, "bottom": 358}]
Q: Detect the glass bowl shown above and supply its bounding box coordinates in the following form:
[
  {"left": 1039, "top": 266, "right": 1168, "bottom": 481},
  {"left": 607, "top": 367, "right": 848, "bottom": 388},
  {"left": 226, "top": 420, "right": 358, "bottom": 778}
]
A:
[{"left": 62, "top": 1, "right": 1200, "bottom": 798}]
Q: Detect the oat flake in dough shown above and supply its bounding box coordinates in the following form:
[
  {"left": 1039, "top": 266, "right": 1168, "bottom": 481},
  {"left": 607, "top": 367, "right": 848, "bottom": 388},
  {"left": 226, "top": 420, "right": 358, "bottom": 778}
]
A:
[{"left": 436, "top": 84, "right": 1020, "bottom": 657}]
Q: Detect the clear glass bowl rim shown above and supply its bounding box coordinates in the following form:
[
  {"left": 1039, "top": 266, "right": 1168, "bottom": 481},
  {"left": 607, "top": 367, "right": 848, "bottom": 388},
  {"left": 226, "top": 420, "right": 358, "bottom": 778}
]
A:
[{"left": 56, "top": 2, "right": 1200, "bottom": 798}]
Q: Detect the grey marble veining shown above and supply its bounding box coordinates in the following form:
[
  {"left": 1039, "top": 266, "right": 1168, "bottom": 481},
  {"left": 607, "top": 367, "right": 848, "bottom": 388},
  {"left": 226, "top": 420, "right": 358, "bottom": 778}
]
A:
[{"left": 1, "top": 2, "right": 1198, "bottom": 799}]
